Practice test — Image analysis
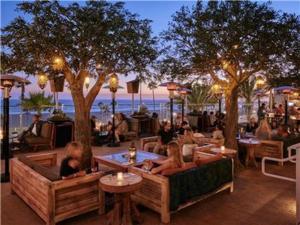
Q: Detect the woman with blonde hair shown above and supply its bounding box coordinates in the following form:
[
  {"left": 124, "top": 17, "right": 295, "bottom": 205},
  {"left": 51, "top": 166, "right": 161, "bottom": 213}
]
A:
[
  {"left": 60, "top": 142, "right": 86, "bottom": 179},
  {"left": 255, "top": 119, "right": 272, "bottom": 140},
  {"left": 149, "top": 141, "right": 184, "bottom": 174}
]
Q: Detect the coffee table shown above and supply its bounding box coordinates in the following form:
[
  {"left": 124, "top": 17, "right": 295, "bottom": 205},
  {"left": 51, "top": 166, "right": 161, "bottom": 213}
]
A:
[
  {"left": 93, "top": 150, "right": 166, "bottom": 172},
  {"left": 100, "top": 173, "right": 143, "bottom": 225},
  {"left": 238, "top": 139, "right": 261, "bottom": 167}
]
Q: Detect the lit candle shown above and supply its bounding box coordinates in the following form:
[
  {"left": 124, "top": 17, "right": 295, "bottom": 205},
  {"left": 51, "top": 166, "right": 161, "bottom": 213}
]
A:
[
  {"left": 129, "top": 151, "right": 136, "bottom": 158},
  {"left": 221, "top": 146, "right": 225, "bottom": 153},
  {"left": 116, "top": 172, "right": 123, "bottom": 181}
]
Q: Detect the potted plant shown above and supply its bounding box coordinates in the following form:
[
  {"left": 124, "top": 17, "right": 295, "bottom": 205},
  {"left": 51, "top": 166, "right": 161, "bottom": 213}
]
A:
[
  {"left": 21, "top": 91, "right": 55, "bottom": 114},
  {"left": 49, "top": 74, "right": 65, "bottom": 92}
]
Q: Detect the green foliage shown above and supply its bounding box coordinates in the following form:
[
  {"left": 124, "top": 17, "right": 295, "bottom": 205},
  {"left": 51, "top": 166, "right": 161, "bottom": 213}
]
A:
[
  {"left": 21, "top": 91, "right": 55, "bottom": 114},
  {"left": 1, "top": 1, "right": 157, "bottom": 79},
  {"left": 161, "top": 1, "right": 299, "bottom": 88},
  {"left": 187, "top": 84, "right": 216, "bottom": 111}
]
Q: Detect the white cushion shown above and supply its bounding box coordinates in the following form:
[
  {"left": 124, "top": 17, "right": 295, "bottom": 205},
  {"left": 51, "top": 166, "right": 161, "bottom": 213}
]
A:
[{"left": 182, "top": 144, "right": 198, "bottom": 157}]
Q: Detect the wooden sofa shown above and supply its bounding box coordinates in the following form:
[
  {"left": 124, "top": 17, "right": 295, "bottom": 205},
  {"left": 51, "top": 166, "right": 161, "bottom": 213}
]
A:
[
  {"left": 129, "top": 157, "right": 234, "bottom": 223},
  {"left": 253, "top": 136, "right": 300, "bottom": 166},
  {"left": 25, "top": 122, "right": 55, "bottom": 151},
  {"left": 10, "top": 153, "right": 105, "bottom": 225}
]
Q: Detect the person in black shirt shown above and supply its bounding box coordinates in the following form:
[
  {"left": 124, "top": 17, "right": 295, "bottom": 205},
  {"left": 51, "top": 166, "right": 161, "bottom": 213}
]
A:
[
  {"left": 60, "top": 142, "right": 86, "bottom": 179},
  {"left": 152, "top": 122, "right": 174, "bottom": 155},
  {"left": 177, "top": 121, "right": 189, "bottom": 135},
  {"left": 245, "top": 117, "right": 258, "bottom": 134}
]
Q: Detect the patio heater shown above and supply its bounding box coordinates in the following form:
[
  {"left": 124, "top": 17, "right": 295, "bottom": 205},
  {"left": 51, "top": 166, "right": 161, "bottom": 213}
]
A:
[
  {"left": 160, "top": 81, "right": 180, "bottom": 130},
  {"left": 0, "top": 74, "right": 30, "bottom": 183},
  {"left": 282, "top": 89, "right": 291, "bottom": 125},
  {"left": 107, "top": 73, "right": 120, "bottom": 147},
  {"left": 211, "top": 83, "right": 223, "bottom": 114},
  {"left": 178, "top": 87, "right": 191, "bottom": 123}
]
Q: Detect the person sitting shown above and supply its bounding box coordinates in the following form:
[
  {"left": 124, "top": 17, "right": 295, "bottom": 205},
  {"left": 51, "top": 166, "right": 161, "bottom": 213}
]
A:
[
  {"left": 255, "top": 119, "right": 272, "bottom": 140},
  {"left": 257, "top": 103, "right": 267, "bottom": 120},
  {"left": 246, "top": 117, "right": 258, "bottom": 134},
  {"left": 272, "top": 124, "right": 290, "bottom": 139},
  {"left": 144, "top": 121, "right": 174, "bottom": 155},
  {"left": 60, "top": 142, "right": 86, "bottom": 179},
  {"left": 115, "top": 113, "right": 128, "bottom": 143},
  {"left": 276, "top": 104, "right": 285, "bottom": 116},
  {"left": 178, "top": 127, "right": 197, "bottom": 145},
  {"left": 90, "top": 115, "right": 97, "bottom": 135},
  {"left": 212, "top": 125, "right": 224, "bottom": 140},
  {"left": 209, "top": 111, "right": 217, "bottom": 127},
  {"left": 177, "top": 121, "right": 189, "bottom": 135},
  {"left": 145, "top": 141, "right": 184, "bottom": 174},
  {"left": 18, "top": 114, "right": 43, "bottom": 143}
]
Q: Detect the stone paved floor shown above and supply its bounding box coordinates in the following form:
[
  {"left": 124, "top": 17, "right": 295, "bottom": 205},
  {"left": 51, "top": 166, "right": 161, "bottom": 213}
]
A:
[{"left": 1, "top": 141, "right": 297, "bottom": 225}]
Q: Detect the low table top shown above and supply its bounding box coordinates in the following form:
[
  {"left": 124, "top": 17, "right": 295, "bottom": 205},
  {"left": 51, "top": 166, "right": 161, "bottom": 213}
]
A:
[
  {"left": 93, "top": 150, "right": 166, "bottom": 171},
  {"left": 238, "top": 139, "right": 261, "bottom": 146},
  {"left": 100, "top": 173, "right": 142, "bottom": 193}
]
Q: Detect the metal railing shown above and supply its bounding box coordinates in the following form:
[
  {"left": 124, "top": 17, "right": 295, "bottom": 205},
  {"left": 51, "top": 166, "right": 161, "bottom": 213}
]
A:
[{"left": 261, "top": 143, "right": 299, "bottom": 182}]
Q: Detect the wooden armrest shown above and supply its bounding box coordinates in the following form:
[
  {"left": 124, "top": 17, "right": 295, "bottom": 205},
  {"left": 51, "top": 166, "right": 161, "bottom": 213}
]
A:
[
  {"left": 26, "top": 152, "right": 57, "bottom": 166},
  {"left": 53, "top": 171, "right": 104, "bottom": 190}
]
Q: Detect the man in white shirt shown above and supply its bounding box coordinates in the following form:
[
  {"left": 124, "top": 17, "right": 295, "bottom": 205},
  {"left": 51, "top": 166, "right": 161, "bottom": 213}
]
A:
[{"left": 18, "top": 114, "right": 43, "bottom": 142}]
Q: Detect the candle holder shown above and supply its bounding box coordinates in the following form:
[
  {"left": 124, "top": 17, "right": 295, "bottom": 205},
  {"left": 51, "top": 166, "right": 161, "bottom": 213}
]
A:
[{"left": 128, "top": 142, "right": 137, "bottom": 160}]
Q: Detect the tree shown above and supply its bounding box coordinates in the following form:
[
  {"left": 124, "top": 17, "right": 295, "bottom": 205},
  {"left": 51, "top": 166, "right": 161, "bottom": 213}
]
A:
[
  {"left": 161, "top": 1, "right": 299, "bottom": 148},
  {"left": 1, "top": 1, "right": 157, "bottom": 167},
  {"left": 21, "top": 91, "right": 55, "bottom": 114},
  {"left": 187, "top": 83, "right": 215, "bottom": 111}
]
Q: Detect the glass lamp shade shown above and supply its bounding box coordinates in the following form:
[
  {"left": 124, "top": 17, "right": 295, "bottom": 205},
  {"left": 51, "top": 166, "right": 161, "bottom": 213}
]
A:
[
  {"left": 1, "top": 79, "right": 14, "bottom": 89},
  {"left": 52, "top": 56, "right": 64, "bottom": 70},
  {"left": 255, "top": 76, "right": 265, "bottom": 89},
  {"left": 167, "top": 82, "right": 178, "bottom": 91},
  {"left": 211, "top": 84, "right": 222, "bottom": 96},
  {"left": 37, "top": 73, "right": 48, "bottom": 89},
  {"left": 109, "top": 73, "right": 119, "bottom": 93},
  {"left": 84, "top": 76, "right": 90, "bottom": 89}
]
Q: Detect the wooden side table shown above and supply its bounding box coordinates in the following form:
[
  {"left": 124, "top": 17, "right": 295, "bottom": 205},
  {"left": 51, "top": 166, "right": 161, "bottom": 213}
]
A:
[
  {"left": 238, "top": 139, "right": 261, "bottom": 167},
  {"left": 100, "top": 173, "right": 143, "bottom": 225}
]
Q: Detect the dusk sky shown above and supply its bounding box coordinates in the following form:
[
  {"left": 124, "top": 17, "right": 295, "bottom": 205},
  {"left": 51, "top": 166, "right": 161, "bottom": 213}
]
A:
[{"left": 1, "top": 1, "right": 299, "bottom": 100}]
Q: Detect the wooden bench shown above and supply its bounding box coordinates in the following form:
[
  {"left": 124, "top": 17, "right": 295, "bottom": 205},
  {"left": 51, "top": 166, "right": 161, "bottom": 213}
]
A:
[
  {"left": 10, "top": 153, "right": 105, "bottom": 225},
  {"left": 128, "top": 159, "right": 233, "bottom": 223},
  {"left": 254, "top": 140, "right": 284, "bottom": 166}
]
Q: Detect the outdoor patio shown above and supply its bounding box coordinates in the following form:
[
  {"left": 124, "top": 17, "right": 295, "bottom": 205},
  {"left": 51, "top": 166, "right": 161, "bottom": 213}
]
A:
[{"left": 1, "top": 142, "right": 296, "bottom": 225}]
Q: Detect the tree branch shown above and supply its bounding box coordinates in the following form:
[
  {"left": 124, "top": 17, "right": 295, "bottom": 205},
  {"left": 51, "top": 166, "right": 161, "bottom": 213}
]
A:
[{"left": 85, "top": 72, "right": 107, "bottom": 110}]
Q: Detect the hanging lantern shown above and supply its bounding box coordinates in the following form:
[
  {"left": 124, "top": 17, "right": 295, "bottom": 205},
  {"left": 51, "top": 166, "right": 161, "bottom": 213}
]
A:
[
  {"left": 52, "top": 56, "right": 64, "bottom": 70},
  {"left": 211, "top": 83, "right": 222, "bottom": 97},
  {"left": 109, "top": 73, "right": 119, "bottom": 93},
  {"left": 37, "top": 73, "right": 48, "bottom": 89},
  {"left": 255, "top": 75, "right": 265, "bottom": 89},
  {"left": 221, "top": 60, "right": 229, "bottom": 69},
  {"left": 84, "top": 76, "right": 90, "bottom": 89}
]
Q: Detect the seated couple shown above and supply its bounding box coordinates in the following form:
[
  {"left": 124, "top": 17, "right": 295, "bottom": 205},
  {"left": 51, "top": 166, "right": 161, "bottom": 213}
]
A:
[
  {"left": 143, "top": 141, "right": 185, "bottom": 174},
  {"left": 144, "top": 121, "right": 174, "bottom": 155}
]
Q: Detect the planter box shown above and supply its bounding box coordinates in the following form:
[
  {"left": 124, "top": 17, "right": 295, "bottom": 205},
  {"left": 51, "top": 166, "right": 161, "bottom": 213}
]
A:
[{"left": 50, "top": 76, "right": 65, "bottom": 92}]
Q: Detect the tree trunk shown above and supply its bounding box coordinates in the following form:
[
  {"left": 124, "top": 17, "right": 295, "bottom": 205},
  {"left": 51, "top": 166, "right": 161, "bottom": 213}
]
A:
[
  {"left": 71, "top": 88, "right": 92, "bottom": 169},
  {"left": 224, "top": 86, "right": 239, "bottom": 149}
]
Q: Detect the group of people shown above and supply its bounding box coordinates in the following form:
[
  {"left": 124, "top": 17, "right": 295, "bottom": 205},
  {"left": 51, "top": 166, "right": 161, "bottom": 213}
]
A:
[
  {"left": 60, "top": 139, "right": 185, "bottom": 179},
  {"left": 91, "top": 112, "right": 129, "bottom": 144},
  {"left": 246, "top": 117, "right": 292, "bottom": 140},
  {"left": 144, "top": 118, "right": 224, "bottom": 156}
]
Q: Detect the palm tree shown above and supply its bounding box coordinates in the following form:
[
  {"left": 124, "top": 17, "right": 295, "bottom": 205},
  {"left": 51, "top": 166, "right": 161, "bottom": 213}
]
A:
[
  {"left": 148, "top": 81, "right": 157, "bottom": 112},
  {"left": 21, "top": 91, "right": 55, "bottom": 114},
  {"left": 187, "top": 84, "right": 215, "bottom": 111}
]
